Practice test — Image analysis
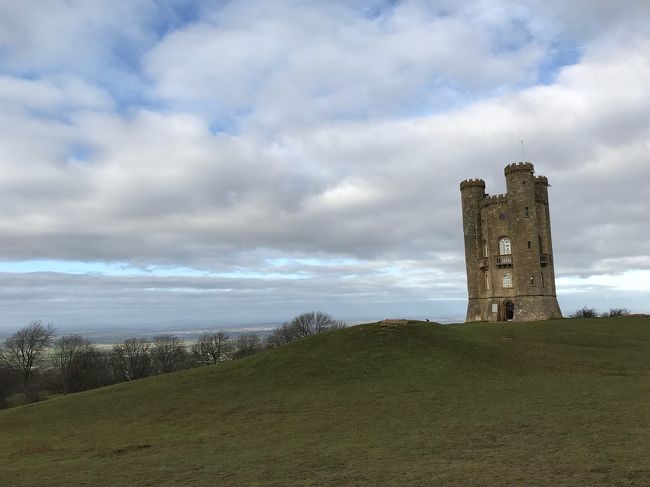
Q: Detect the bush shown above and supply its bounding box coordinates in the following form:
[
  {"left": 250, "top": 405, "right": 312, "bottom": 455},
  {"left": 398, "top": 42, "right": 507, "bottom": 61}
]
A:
[
  {"left": 601, "top": 308, "right": 630, "bottom": 318},
  {"left": 0, "top": 366, "right": 19, "bottom": 408},
  {"left": 569, "top": 307, "right": 599, "bottom": 319}
]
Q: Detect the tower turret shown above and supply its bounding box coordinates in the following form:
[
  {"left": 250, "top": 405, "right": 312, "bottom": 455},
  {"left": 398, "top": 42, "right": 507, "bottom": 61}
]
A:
[
  {"left": 460, "top": 179, "right": 486, "bottom": 321},
  {"left": 504, "top": 163, "right": 538, "bottom": 299},
  {"left": 534, "top": 175, "right": 558, "bottom": 298}
]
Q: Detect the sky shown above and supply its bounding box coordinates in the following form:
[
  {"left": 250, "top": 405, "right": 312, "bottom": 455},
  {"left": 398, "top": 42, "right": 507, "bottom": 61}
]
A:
[{"left": 1, "top": 0, "right": 650, "bottom": 330}]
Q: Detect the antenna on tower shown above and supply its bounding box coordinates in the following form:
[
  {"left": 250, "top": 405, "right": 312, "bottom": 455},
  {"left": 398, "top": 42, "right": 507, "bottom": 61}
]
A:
[{"left": 521, "top": 140, "right": 526, "bottom": 161}]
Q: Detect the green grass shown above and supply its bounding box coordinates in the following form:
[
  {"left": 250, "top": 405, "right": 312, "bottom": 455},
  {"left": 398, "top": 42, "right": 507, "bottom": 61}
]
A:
[{"left": 1, "top": 317, "right": 649, "bottom": 486}]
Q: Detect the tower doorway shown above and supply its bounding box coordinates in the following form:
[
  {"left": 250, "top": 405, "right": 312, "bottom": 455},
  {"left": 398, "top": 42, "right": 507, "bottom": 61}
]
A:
[{"left": 504, "top": 300, "right": 515, "bottom": 321}]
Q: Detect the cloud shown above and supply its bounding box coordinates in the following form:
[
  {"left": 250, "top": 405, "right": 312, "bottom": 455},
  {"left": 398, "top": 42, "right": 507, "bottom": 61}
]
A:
[
  {"left": 144, "top": 0, "right": 549, "bottom": 127},
  {"left": 1, "top": 0, "right": 650, "bottom": 327},
  {"left": 0, "top": 261, "right": 466, "bottom": 329}
]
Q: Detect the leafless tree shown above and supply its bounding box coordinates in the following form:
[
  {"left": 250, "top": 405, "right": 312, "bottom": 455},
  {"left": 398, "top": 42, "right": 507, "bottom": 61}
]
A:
[
  {"left": 0, "top": 321, "right": 56, "bottom": 398},
  {"left": 314, "top": 311, "right": 346, "bottom": 332},
  {"left": 112, "top": 338, "right": 151, "bottom": 381},
  {"left": 53, "top": 335, "right": 107, "bottom": 393},
  {"left": 267, "top": 312, "right": 345, "bottom": 348},
  {"left": 191, "top": 332, "right": 232, "bottom": 365},
  {"left": 267, "top": 323, "right": 296, "bottom": 348},
  {"left": 151, "top": 335, "right": 188, "bottom": 374},
  {"left": 232, "top": 334, "right": 262, "bottom": 359}
]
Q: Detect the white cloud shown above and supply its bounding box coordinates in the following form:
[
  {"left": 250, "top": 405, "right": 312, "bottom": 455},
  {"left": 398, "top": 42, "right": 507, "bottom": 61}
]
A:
[
  {"left": 0, "top": 75, "right": 113, "bottom": 112},
  {"left": 0, "top": 1, "right": 156, "bottom": 73},
  {"left": 1, "top": 0, "right": 650, "bottom": 326},
  {"left": 144, "top": 1, "right": 547, "bottom": 128}
]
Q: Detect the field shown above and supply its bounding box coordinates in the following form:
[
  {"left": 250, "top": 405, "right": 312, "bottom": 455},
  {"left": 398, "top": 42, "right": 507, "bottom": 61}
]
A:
[{"left": 1, "top": 317, "right": 649, "bottom": 486}]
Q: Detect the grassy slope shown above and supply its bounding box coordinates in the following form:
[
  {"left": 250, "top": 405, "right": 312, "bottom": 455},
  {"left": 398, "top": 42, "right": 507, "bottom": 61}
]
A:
[{"left": 1, "top": 318, "right": 649, "bottom": 486}]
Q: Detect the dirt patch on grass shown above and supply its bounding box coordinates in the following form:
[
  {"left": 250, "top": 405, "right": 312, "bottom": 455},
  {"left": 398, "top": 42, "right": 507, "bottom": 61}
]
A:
[
  {"left": 95, "top": 444, "right": 152, "bottom": 457},
  {"left": 379, "top": 319, "right": 418, "bottom": 327},
  {"left": 14, "top": 443, "right": 52, "bottom": 455}
]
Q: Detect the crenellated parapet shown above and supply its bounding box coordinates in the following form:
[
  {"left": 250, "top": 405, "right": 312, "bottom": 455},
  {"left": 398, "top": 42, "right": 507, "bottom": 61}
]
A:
[
  {"left": 535, "top": 175, "right": 549, "bottom": 186},
  {"left": 482, "top": 194, "right": 508, "bottom": 207},
  {"left": 504, "top": 162, "right": 534, "bottom": 175},
  {"left": 535, "top": 175, "right": 549, "bottom": 204},
  {"left": 460, "top": 178, "right": 486, "bottom": 190}
]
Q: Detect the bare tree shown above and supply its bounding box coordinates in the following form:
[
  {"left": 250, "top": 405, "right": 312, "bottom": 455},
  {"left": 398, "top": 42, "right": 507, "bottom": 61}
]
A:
[
  {"left": 313, "top": 311, "right": 346, "bottom": 332},
  {"left": 53, "top": 335, "right": 107, "bottom": 393},
  {"left": 288, "top": 312, "right": 314, "bottom": 338},
  {"left": 191, "top": 332, "right": 232, "bottom": 365},
  {"left": 232, "top": 334, "right": 262, "bottom": 359},
  {"left": 112, "top": 338, "right": 151, "bottom": 381},
  {"left": 268, "top": 312, "right": 345, "bottom": 348},
  {"left": 0, "top": 321, "right": 56, "bottom": 399},
  {"left": 267, "top": 324, "right": 296, "bottom": 349},
  {"left": 151, "top": 335, "right": 188, "bottom": 374}
]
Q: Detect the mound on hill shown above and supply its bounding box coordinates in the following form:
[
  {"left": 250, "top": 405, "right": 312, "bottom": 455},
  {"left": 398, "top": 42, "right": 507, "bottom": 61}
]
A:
[{"left": 1, "top": 318, "right": 649, "bottom": 486}]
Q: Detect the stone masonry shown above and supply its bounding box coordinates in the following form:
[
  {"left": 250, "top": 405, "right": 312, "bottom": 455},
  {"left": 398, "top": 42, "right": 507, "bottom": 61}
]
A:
[{"left": 460, "top": 162, "right": 562, "bottom": 322}]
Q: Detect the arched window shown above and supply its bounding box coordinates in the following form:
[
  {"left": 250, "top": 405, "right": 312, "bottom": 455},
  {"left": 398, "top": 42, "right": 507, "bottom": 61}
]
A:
[
  {"left": 502, "top": 272, "right": 512, "bottom": 288},
  {"left": 530, "top": 275, "right": 535, "bottom": 286},
  {"left": 499, "top": 237, "right": 512, "bottom": 255},
  {"left": 524, "top": 207, "right": 529, "bottom": 217},
  {"left": 485, "top": 273, "right": 490, "bottom": 290}
]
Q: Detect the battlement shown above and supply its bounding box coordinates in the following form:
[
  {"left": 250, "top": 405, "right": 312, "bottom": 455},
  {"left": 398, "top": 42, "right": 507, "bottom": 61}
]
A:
[
  {"left": 504, "top": 162, "right": 534, "bottom": 175},
  {"left": 460, "top": 178, "right": 485, "bottom": 190},
  {"left": 482, "top": 194, "right": 508, "bottom": 207},
  {"left": 535, "top": 175, "right": 549, "bottom": 186}
]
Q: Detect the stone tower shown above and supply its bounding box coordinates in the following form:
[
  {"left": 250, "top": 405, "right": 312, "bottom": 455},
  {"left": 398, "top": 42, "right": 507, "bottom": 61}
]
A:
[{"left": 460, "top": 162, "right": 562, "bottom": 322}]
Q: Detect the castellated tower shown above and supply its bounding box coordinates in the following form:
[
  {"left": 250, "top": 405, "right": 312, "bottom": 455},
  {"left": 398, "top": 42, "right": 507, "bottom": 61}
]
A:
[{"left": 460, "top": 162, "right": 562, "bottom": 322}]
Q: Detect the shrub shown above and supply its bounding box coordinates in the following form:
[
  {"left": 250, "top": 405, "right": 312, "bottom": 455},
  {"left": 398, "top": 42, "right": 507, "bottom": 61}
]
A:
[
  {"left": 601, "top": 308, "right": 630, "bottom": 318},
  {"left": 0, "top": 366, "right": 19, "bottom": 408},
  {"left": 569, "top": 307, "right": 599, "bottom": 319}
]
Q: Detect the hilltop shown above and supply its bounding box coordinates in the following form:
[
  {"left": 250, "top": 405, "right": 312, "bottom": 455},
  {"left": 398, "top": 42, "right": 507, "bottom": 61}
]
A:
[{"left": 1, "top": 317, "right": 649, "bottom": 486}]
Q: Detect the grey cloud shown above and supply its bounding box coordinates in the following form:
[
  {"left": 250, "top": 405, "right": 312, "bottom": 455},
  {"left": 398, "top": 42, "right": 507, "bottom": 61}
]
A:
[
  {"left": 1, "top": 1, "right": 650, "bottom": 327},
  {"left": 0, "top": 268, "right": 467, "bottom": 329}
]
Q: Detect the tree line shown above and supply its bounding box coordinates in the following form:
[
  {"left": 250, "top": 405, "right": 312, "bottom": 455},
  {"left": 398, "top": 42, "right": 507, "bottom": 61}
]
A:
[{"left": 0, "top": 311, "right": 344, "bottom": 408}]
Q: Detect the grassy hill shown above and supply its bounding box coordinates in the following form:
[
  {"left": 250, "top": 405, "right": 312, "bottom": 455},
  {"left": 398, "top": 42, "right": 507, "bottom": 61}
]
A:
[{"left": 1, "top": 317, "right": 649, "bottom": 486}]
